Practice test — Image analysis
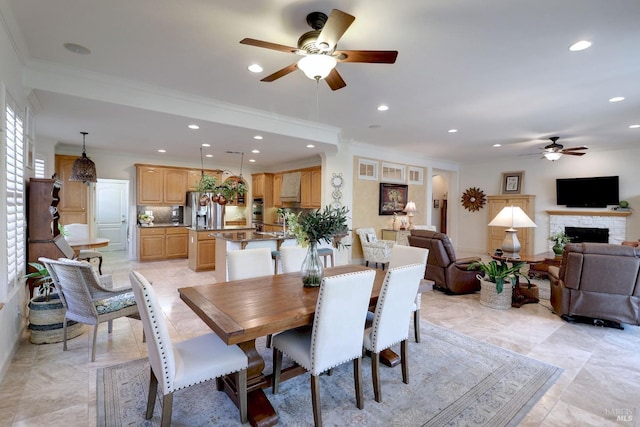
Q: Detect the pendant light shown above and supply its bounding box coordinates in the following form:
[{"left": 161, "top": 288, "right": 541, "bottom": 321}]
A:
[{"left": 69, "top": 131, "right": 98, "bottom": 182}]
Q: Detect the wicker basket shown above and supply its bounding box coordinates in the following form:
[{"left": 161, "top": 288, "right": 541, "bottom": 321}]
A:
[
  {"left": 28, "top": 294, "right": 84, "bottom": 344},
  {"left": 479, "top": 278, "right": 513, "bottom": 310}
]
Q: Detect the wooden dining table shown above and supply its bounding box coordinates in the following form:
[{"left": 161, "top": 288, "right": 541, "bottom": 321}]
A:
[
  {"left": 66, "top": 237, "right": 110, "bottom": 257},
  {"left": 178, "top": 264, "right": 433, "bottom": 427}
]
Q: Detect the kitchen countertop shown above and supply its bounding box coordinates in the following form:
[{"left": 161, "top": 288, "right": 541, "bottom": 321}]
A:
[
  {"left": 188, "top": 226, "right": 255, "bottom": 232},
  {"left": 214, "top": 231, "right": 296, "bottom": 242},
  {"left": 138, "top": 223, "right": 189, "bottom": 228}
]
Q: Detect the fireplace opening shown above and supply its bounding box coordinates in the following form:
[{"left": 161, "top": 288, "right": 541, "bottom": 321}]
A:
[{"left": 565, "top": 226, "right": 609, "bottom": 243}]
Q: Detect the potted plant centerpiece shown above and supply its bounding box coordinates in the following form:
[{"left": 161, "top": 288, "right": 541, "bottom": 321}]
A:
[
  {"left": 549, "top": 231, "right": 571, "bottom": 256},
  {"left": 285, "top": 205, "right": 349, "bottom": 287},
  {"left": 24, "top": 262, "right": 83, "bottom": 344},
  {"left": 468, "top": 259, "right": 530, "bottom": 310}
]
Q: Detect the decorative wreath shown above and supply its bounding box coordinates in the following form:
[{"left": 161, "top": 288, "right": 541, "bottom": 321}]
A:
[{"left": 461, "top": 187, "right": 486, "bottom": 212}]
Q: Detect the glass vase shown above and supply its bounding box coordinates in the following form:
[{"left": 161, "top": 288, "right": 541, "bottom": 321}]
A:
[{"left": 301, "top": 241, "right": 324, "bottom": 287}]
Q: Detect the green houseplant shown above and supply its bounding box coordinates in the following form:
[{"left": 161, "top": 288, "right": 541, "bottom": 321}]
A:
[
  {"left": 549, "top": 231, "right": 571, "bottom": 256},
  {"left": 285, "top": 206, "right": 349, "bottom": 287},
  {"left": 468, "top": 259, "right": 530, "bottom": 310},
  {"left": 194, "top": 173, "right": 218, "bottom": 192}
]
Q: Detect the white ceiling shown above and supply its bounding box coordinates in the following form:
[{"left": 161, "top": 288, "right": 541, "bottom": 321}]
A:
[{"left": 4, "top": 0, "right": 640, "bottom": 168}]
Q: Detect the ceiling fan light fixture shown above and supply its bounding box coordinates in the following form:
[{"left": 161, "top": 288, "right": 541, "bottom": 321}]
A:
[
  {"left": 544, "top": 152, "right": 562, "bottom": 161},
  {"left": 297, "top": 54, "right": 337, "bottom": 80},
  {"left": 69, "top": 132, "right": 98, "bottom": 183}
]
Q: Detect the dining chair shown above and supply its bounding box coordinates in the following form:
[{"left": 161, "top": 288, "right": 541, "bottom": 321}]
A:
[
  {"left": 227, "top": 247, "right": 273, "bottom": 281},
  {"left": 130, "top": 271, "right": 248, "bottom": 426},
  {"left": 363, "top": 263, "right": 424, "bottom": 403},
  {"left": 279, "top": 246, "right": 309, "bottom": 273},
  {"left": 227, "top": 247, "right": 275, "bottom": 346},
  {"left": 272, "top": 269, "right": 376, "bottom": 427},
  {"left": 40, "top": 257, "right": 141, "bottom": 362},
  {"left": 388, "top": 245, "right": 429, "bottom": 342},
  {"left": 64, "top": 223, "right": 103, "bottom": 274}
]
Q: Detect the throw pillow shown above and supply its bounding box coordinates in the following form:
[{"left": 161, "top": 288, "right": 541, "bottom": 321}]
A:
[{"left": 366, "top": 233, "right": 377, "bottom": 242}]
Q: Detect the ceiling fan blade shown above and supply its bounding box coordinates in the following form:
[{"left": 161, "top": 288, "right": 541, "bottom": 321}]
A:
[
  {"left": 261, "top": 63, "right": 298, "bottom": 82},
  {"left": 240, "top": 38, "right": 300, "bottom": 55},
  {"left": 562, "top": 151, "right": 586, "bottom": 156},
  {"left": 316, "top": 9, "right": 355, "bottom": 51},
  {"left": 334, "top": 50, "right": 398, "bottom": 63},
  {"left": 325, "top": 68, "right": 346, "bottom": 91},
  {"left": 562, "top": 146, "right": 589, "bottom": 151}
]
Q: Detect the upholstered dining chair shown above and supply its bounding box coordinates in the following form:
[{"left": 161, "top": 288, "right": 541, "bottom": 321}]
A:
[
  {"left": 363, "top": 263, "right": 424, "bottom": 403},
  {"left": 388, "top": 245, "right": 429, "bottom": 342},
  {"left": 130, "top": 271, "right": 248, "bottom": 426},
  {"left": 227, "top": 247, "right": 273, "bottom": 281},
  {"left": 227, "top": 247, "right": 275, "bottom": 347},
  {"left": 356, "top": 228, "right": 395, "bottom": 269},
  {"left": 40, "top": 257, "right": 141, "bottom": 362},
  {"left": 272, "top": 269, "right": 376, "bottom": 427},
  {"left": 64, "top": 223, "right": 104, "bottom": 274},
  {"left": 279, "top": 246, "right": 309, "bottom": 273}
]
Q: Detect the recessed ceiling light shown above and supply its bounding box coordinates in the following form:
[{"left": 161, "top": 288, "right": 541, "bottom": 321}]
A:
[
  {"left": 201, "top": 143, "right": 211, "bottom": 147},
  {"left": 205, "top": 154, "right": 213, "bottom": 158},
  {"left": 448, "top": 129, "right": 458, "bottom": 133},
  {"left": 63, "top": 42, "right": 91, "bottom": 55},
  {"left": 253, "top": 135, "right": 263, "bottom": 140},
  {"left": 569, "top": 40, "right": 592, "bottom": 52},
  {"left": 249, "top": 159, "right": 256, "bottom": 163},
  {"left": 630, "top": 124, "right": 640, "bottom": 129},
  {"left": 609, "top": 96, "right": 625, "bottom": 102},
  {"left": 377, "top": 105, "right": 389, "bottom": 111},
  {"left": 188, "top": 124, "right": 200, "bottom": 130},
  {"left": 158, "top": 149, "right": 166, "bottom": 153},
  {"left": 248, "top": 64, "right": 263, "bottom": 73},
  {"left": 368, "top": 124, "right": 381, "bottom": 129},
  {"left": 493, "top": 144, "right": 502, "bottom": 147},
  {"left": 251, "top": 149, "right": 260, "bottom": 153},
  {"left": 306, "top": 144, "right": 315, "bottom": 148}
]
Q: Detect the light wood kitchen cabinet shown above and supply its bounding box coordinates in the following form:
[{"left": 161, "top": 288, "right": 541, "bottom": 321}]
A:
[
  {"left": 55, "top": 155, "right": 88, "bottom": 224},
  {"left": 137, "top": 165, "right": 189, "bottom": 205},
  {"left": 487, "top": 195, "right": 536, "bottom": 255},
  {"left": 251, "top": 173, "right": 273, "bottom": 207},
  {"left": 187, "top": 169, "right": 222, "bottom": 191},
  {"left": 273, "top": 173, "right": 283, "bottom": 207},
  {"left": 139, "top": 226, "right": 188, "bottom": 261},
  {"left": 188, "top": 229, "right": 216, "bottom": 271},
  {"left": 301, "top": 167, "right": 321, "bottom": 208}
]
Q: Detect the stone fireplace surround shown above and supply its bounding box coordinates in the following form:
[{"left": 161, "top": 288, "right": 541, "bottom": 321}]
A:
[{"left": 548, "top": 210, "right": 630, "bottom": 245}]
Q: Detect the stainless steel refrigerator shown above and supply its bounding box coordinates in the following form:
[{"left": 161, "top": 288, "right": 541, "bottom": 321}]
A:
[{"left": 185, "top": 192, "right": 224, "bottom": 229}]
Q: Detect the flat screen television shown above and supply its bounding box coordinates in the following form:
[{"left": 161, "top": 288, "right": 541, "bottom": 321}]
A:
[{"left": 556, "top": 176, "right": 619, "bottom": 208}]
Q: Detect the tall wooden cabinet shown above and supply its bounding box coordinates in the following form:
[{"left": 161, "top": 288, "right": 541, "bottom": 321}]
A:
[
  {"left": 301, "top": 167, "right": 321, "bottom": 208},
  {"left": 487, "top": 195, "right": 536, "bottom": 255},
  {"left": 55, "top": 155, "right": 88, "bottom": 224},
  {"left": 136, "top": 165, "right": 189, "bottom": 205}
]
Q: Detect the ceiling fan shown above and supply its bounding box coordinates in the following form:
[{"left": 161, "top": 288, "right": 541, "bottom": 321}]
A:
[
  {"left": 239, "top": 9, "right": 398, "bottom": 90},
  {"left": 540, "top": 137, "right": 588, "bottom": 161}
]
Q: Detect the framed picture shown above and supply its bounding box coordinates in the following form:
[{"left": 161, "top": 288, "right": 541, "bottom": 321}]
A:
[
  {"left": 379, "top": 183, "right": 408, "bottom": 215},
  {"left": 501, "top": 171, "right": 524, "bottom": 194},
  {"left": 433, "top": 199, "right": 440, "bottom": 209}
]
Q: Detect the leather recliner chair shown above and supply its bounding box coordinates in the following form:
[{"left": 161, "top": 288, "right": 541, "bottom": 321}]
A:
[
  {"left": 408, "top": 230, "right": 481, "bottom": 294},
  {"left": 549, "top": 242, "right": 640, "bottom": 328}
]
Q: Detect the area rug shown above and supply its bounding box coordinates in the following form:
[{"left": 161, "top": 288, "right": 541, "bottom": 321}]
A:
[{"left": 97, "top": 323, "right": 561, "bottom": 426}]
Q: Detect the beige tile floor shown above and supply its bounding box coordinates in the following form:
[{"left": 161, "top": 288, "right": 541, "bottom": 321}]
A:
[{"left": 1, "top": 251, "right": 639, "bottom": 426}]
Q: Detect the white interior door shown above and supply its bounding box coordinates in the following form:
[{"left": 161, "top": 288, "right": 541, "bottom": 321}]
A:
[{"left": 96, "top": 179, "right": 129, "bottom": 252}]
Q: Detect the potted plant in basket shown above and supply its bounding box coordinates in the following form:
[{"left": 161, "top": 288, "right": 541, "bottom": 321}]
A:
[
  {"left": 549, "top": 231, "right": 571, "bottom": 256},
  {"left": 24, "top": 262, "right": 83, "bottom": 344},
  {"left": 285, "top": 205, "right": 349, "bottom": 287},
  {"left": 468, "top": 259, "right": 530, "bottom": 310}
]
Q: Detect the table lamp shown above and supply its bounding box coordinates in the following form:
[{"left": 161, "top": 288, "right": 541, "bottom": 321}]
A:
[
  {"left": 488, "top": 206, "right": 536, "bottom": 259},
  {"left": 403, "top": 201, "right": 417, "bottom": 229}
]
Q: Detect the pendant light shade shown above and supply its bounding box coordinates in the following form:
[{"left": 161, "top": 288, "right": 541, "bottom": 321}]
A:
[{"left": 70, "top": 132, "right": 98, "bottom": 183}]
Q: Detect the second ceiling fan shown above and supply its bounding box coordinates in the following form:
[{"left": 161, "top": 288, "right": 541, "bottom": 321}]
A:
[{"left": 240, "top": 9, "right": 398, "bottom": 90}]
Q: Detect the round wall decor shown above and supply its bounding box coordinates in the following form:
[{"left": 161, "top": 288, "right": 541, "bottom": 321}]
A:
[{"left": 461, "top": 187, "right": 486, "bottom": 212}]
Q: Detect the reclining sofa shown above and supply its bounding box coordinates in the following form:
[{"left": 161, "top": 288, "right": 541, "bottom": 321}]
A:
[
  {"left": 408, "top": 230, "right": 480, "bottom": 294},
  {"left": 549, "top": 242, "right": 640, "bottom": 328}
]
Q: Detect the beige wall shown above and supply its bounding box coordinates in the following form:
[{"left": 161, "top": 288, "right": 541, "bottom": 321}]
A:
[{"left": 351, "top": 156, "right": 426, "bottom": 260}]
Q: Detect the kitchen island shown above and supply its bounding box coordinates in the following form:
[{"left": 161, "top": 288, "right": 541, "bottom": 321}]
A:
[
  {"left": 187, "top": 226, "right": 254, "bottom": 272},
  {"left": 214, "top": 231, "right": 296, "bottom": 282}
]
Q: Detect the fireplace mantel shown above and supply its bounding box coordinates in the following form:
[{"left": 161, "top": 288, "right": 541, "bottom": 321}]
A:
[{"left": 546, "top": 210, "right": 631, "bottom": 217}]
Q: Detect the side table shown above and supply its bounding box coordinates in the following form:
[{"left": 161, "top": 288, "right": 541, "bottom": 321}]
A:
[{"left": 381, "top": 229, "right": 411, "bottom": 246}]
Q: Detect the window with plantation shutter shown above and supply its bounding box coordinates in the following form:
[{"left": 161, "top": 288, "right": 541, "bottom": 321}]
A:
[{"left": 5, "top": 94, "right": 25, "bottom": 294}]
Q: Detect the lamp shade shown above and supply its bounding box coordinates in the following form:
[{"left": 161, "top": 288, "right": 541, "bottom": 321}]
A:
[
  {"left": 297, "top": 54, "right": 337, "bottom": 80},
  {"left": 488, "top": 206, "right": 536, "bottom": 229},
  {"left": 404, "top": 201, "right": 417, "bottom": 214},
  {"left": 544, "top": 152, "right": 562, "bottom": 161}
]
